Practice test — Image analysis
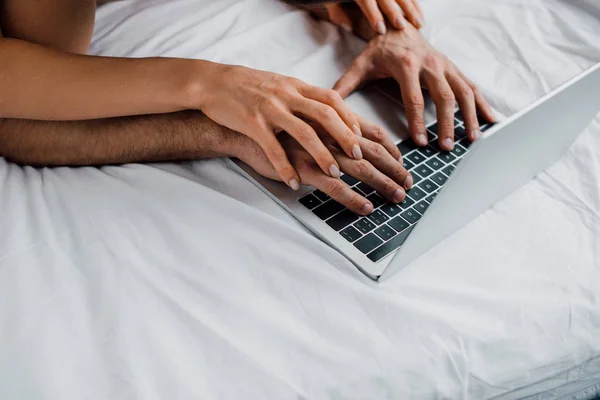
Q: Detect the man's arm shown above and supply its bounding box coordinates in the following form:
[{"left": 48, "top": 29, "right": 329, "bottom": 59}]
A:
[{"left": 0, "top": 111, "right": 249, "bottom": 166}]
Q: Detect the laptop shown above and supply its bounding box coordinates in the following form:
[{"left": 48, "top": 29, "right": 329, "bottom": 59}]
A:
[{"left": 230, "top": 62, "right": 600, "bottom": 281}]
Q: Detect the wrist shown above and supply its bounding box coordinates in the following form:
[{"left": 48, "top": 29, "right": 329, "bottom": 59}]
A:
[{"left": 179, "top": 59, "right": 220, "bottom": 112}]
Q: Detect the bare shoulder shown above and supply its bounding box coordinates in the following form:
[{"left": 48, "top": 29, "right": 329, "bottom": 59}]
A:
[{"left": 0, "top": 0, "right": 96, "bottom": 53}]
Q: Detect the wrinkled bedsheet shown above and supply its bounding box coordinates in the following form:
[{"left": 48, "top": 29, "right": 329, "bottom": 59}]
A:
[{"left": 1, "top": 0, "right": 600, "bottom": 398}]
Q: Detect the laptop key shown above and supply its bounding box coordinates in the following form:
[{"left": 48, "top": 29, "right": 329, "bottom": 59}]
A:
[
  {"left": 313, "top": 200, "right": 345, "bottom": 220},
  {"left": 375, "top": 225, "right": 396, "bottom": 241},
  {"left": 400, "top": 195, "right": 415, "bottom": 209},
  {"left": 299, "top": 194, "right": 321, "bottom": 210},
  {"left": 407, "top": 186, "right": 427, "bottom": 202},
  {"left": 367, "top": 193, "right": 386, "bottom": 209},
  {"left": 458, "top": 138, "right": 472, "bottom": 149},
  {"left": 481, "top": 123, "right": 495, "bottom": 132},
  {"left": 341, "top": 174, "right": 359, "bottom": 186},
  {"left": 437, "top": 152, "right": 456, "bottom": 164},
  {"left": 326, "top": 210, "right": 359, "bottom": 231},
  {"left": 414, "top": 200, "right": 430, "bottom": 214},
  {"left": 426, "top": 158, "right": 444, "bottom": 171},
  {"left": 354, "top": 233, "right": 384, "bottom": 255},
  {"left": 419, "top": 179, "right": 439, "bottom": 193},
  {"left": 380, "top": 203, "right": 402, "bottom": 218},
  {"left": 357, "top": 182, "right": 375, "bottom": 195},
  {"left": 354, "top": 218, "right": 376, "bottom": 234},
  {"left": 455, "top": 110, "right": 464, "bottom": 123},
  {"left": 417, "top": 146, "right": 437, "bottom": 159},
  {"left": 442, "top": 164, "right": 456, "bottom": 176},
  {"left": 397, "top": 140, "right": 418, "bottom": 155},
  {"left": 411, "top": 172, "right": 423, "bottom": 185},
  {"left": 454, "top": 125, "right": 467, "bottom": 140},
  {"left": 367, "top": 209, "right": 389, "bottom": 225},
  {"left": 403, "top": 159, "right": 415, "bottom": 171},
  {"left": 313, "top": 190, "right": 330, "bottom": 202},
  {"left": 431, "top": 172, "right": 448, "bottom": 186},
  {"left": 401, "top": 209, "right": 421, "bottom": 224},
  {"left": 451, "top": 143, "right": 467, "bottom": 158},
  {"left": 406, "top": 151, "right": 427, "bottom": 165},
  {"left": 367, "top": 226, "right": 415, "bottom": 262},
  {"left": 414, "top": 164, "right": 434, "bottom": 178},
  {"left": 388, "top": 216, "right": 410, "bottom": 233},
  {"left": 352, "top": 186, "right": 365, "bottom": 196},
  {"left": 425, "top": 192, "right": 438, "bottom": 203},
  {"left": 340, "top": 226, "right": 362, "bottom": 243}
]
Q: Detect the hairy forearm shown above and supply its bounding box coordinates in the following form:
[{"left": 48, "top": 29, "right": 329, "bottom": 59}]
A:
[
  {"left": 0, "top": 37, "right": 213, "bottom": 121},
  {"left": 0, "top": 111, "right": 250, "bottom": 166}
]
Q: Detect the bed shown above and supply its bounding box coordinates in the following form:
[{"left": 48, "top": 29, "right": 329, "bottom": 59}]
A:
[{"left": 1, "top": 0, "right": 599, "bottom": 398}]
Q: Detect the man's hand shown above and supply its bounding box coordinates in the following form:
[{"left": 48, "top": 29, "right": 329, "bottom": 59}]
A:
[
  {"left": 333, "top": 24, "right": 496, "bottom": 151},
  {"left": 238, "top": 116, "right": 412, "bottom": 216}
]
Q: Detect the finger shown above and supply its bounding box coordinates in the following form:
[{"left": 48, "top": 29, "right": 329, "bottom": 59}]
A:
[
  {"left": 356, "top": 114, "right": 402, "bottom": 162},
  {"left": 394, "top": 58, "right": 428, "bottom": 146},
  {"left": 333, "top": 53, "right": 371, "bottom": 99},
  {"left": 423, "top": 71, "right": 456, "bottom": 151},
  {"left": 397, "top": 0, "right": 422, "bottom": 28},
  {"left": 326, "top": 4, "right": 353, "bottom": 32},
  {"left": 275, "top": 113, "right": 342, "bottom": 178},
  {"left": 356, "top": 0, "right": 387, "bottom": 34},
  {"left": 257, "top": 134, "right": 300, "bottom": 190},
  {"left": 292, "top": 98, "right": 363, "bottom": 162},
  {"left": 300, "top": 85, "right": 363, "bottom": 137},
  {"left": 304, "top": 166, "right": 374, "bottom": 215},
  {"left": 379, "top": 0, "right": 406, "bottom": 30},
  {"left": 334, "top": 148, "right": 406, "bottom": 204},
  {"left": 358, "top": 135, "right": 413, "bottom": 191},
  {"left": 410, "top": 0, "right": 425, "bottom": 22},
  {"left": 446, "top": 72, "right": 479, "bottom": 142},
  {"left": 458, "top": 71, "right": 496, "bottom": 124}
]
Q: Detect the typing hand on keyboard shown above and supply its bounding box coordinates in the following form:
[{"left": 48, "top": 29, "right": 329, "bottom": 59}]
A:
[
  {"left": 333, "top": 23, "right": 496, "bottom": 152},
  {"left": 239, "top": 115, "right": 413, "bottom": 216}
]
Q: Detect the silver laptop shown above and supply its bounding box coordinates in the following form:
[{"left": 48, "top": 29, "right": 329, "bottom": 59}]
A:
[{"left": 230, "top": 62, "right": 600, "bottom": 281}]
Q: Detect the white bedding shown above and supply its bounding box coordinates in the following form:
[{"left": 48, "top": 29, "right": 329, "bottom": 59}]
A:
[{"left": 1, "top": 0, "right": 600, "bottom": 398}]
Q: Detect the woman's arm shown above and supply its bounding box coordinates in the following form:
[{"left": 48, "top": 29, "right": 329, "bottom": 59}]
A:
[{"left": 0, "top": 31, "right": 206, "bottom": 121}]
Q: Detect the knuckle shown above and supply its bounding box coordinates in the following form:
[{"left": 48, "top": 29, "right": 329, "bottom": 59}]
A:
[
  {"left": 370, "top": 125, "right": 386, "bottom": 142},
  {"left": 325, "top": 179, "right": 345, "bottom": 197},
  {"left": 354, "top": 159, "right": 373, "bottom": 179},
  {"left": 398, "top": 52, "right": 418, "bottom": 69},
  {"left": 317, "top": 104, "right": 336, "bottom": 121},
  {"left": 295, "top": 125, "right": 315, "bottom": 142},
  {"left": 323, "top": 89, "right": 343, "bottom": 105},
  {"left": 439, "top": 90, "right": 456, "bottom": 105},
  {"left": 407, "top": 94, "right": 425, "bottom": 110},
  {"left": 371, "top": 143, "right": 386, "bottom": 158}
]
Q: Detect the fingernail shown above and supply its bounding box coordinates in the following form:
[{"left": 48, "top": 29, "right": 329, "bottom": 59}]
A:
[
  {"left": 352, "top": 144, "right": 363, "bottom": 160},
  {"left": 393, "top": 188, "right": 405, "bottom": 203},
  {"left": 329, "top": 164, "right": 341, "bottom": 178},
  {"left": 395, "top": 17, "right": 406, "bottom": 29},
  {"left": 416, "top": 133, "right": 428, "bottom": 146},
  {"left": 341, "top": 23, "right": 352, "bottom": 33},
  {"left": 289, "top": 178, "right": 300, "bottom": 191},
  {"left": 362, "top": 203, "right": 374, "bottom": 215},
  {"left": 376, "top": 21, "right": 387, "bottom": 35},
  {"left": 404, "top": 174, "right": 413, "bottom": 190},
  {"left": 472, "top": 129, "right": 482, "bottom": 141},
  {"left": 416, "top": 17, "right": 424, "bottom": 28},
  {"left": 352, "top": 124, "right": 362, "bottom": 137},
  {"left": 442, "top": 138, "right": 454, "bottom": 150}
]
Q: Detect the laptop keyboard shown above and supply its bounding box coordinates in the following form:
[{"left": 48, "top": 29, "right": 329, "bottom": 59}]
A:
[{"left": 299, "top": 111, "right": 495, "bottom": 262}]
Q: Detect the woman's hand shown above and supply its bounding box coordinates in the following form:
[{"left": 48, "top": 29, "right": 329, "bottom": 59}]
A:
[
  {"left": 238, "top": 114, "right": 412, "bottom": 215},
  {"left": 198, "top": 62, "right": 364, "bottom": 190},
  {"left": 326, "top": 0, "right": 424, "bottom": 35}
]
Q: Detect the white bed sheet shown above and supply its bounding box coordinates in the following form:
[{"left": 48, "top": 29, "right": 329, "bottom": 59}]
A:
[{"left": 1, "top": 0, "right": 600, "bottom": 398}]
